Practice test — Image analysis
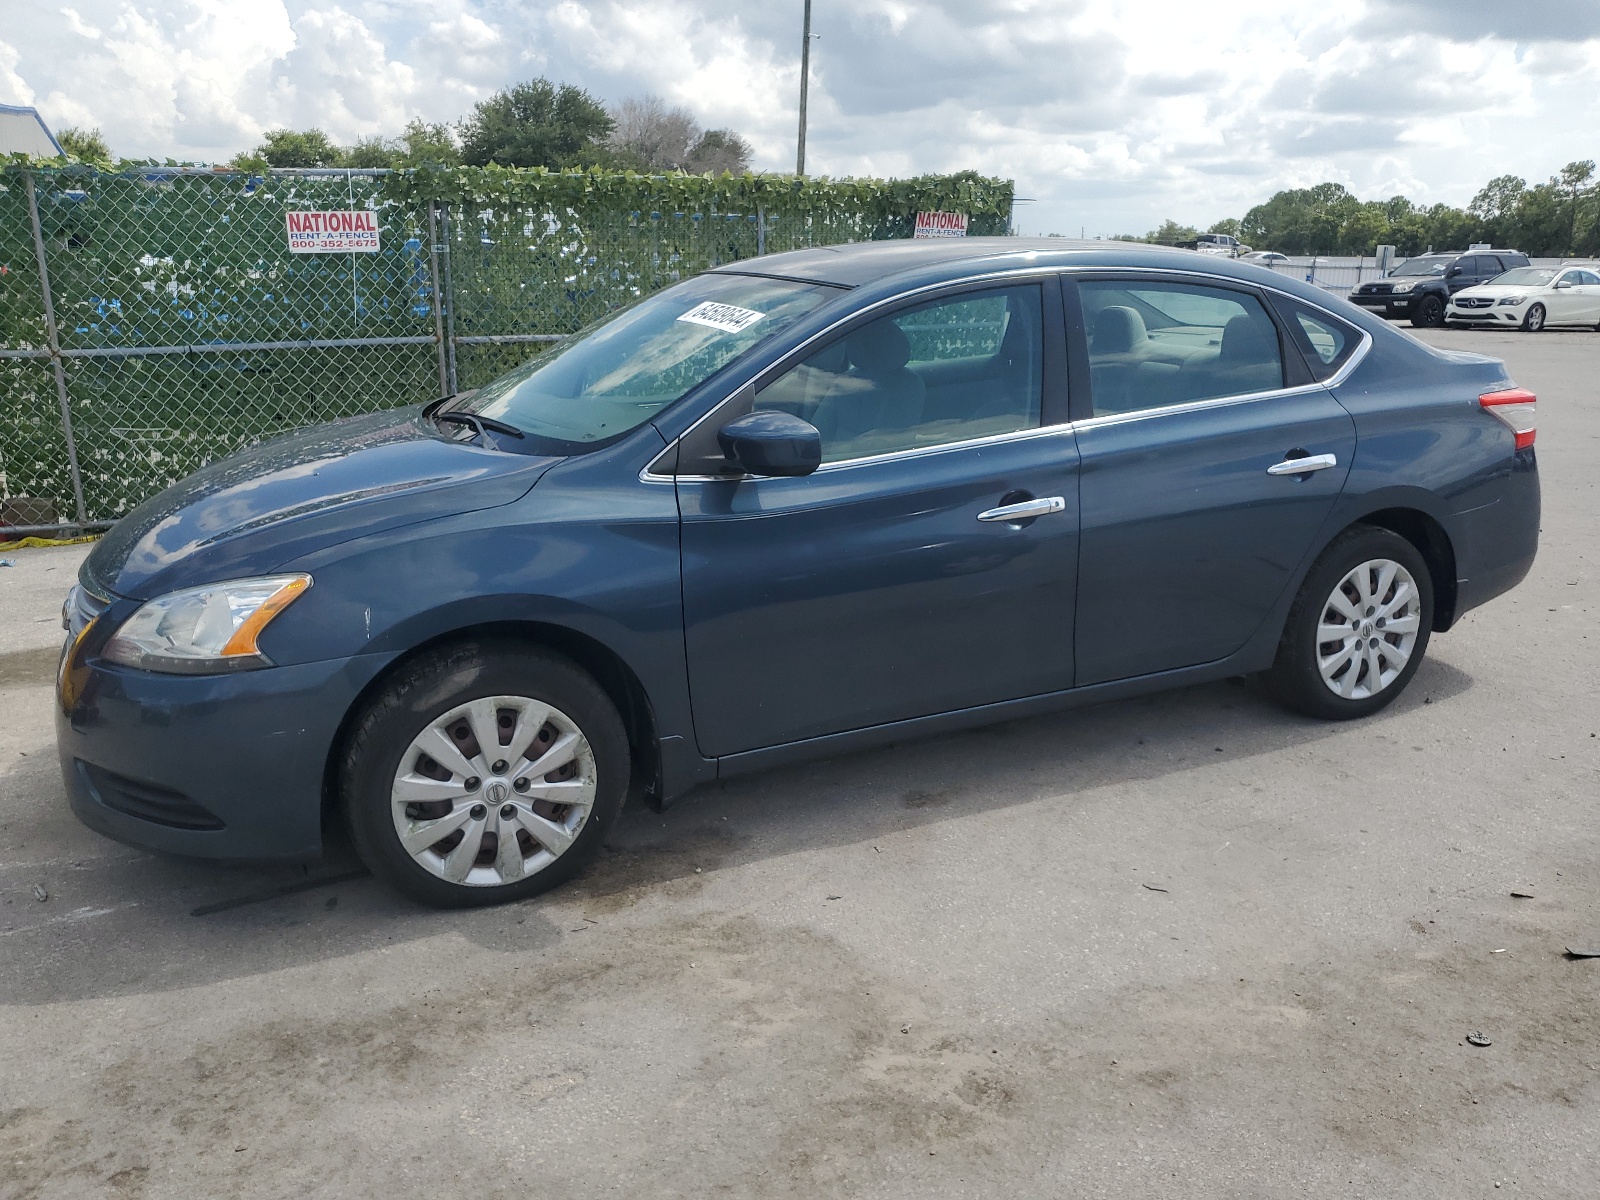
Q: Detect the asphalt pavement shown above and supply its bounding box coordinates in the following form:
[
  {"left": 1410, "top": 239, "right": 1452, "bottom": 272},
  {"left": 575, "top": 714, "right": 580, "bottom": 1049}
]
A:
[{"left": 2, "top": 326, "right": 1597, "bottom": 1199}]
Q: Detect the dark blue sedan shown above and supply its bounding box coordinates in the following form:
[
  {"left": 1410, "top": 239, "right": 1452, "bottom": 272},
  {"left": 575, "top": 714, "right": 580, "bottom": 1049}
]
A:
[{"left": 56, "top": 239, "right": 1540, "bottom": 906}]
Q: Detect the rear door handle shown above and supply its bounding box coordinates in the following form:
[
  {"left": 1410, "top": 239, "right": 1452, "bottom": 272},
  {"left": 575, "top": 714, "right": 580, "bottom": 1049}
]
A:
[
  {"left": 1266, "top": 453, "right": 1338, "bottom": 476},
  {"left": 977, "top": 496, "right": 1067, "bottom": 522}
]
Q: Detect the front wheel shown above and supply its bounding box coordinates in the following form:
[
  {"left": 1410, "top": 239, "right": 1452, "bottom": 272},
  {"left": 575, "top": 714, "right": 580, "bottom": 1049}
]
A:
[
  {"left": 1410, "top": 294, "right": 1445, "bottom": 327},
  {"left": 1523, "top": 303, "right": 1546, "bottom": 332},
  {"left": 1265, "top": 526, "right": 1434, "bottom": 721},
  {"left": 342, "top": 641, "right": 629, "bottom": 907}
]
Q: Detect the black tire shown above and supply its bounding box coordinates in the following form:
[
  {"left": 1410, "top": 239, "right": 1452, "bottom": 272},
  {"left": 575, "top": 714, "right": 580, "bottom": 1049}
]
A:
[
  {"left": 1522, "top": 303, "right": 1546, "bottom": 332},
  {"left": 1265, "top": 525, "right": 1434, "bottom": 721},
  {"left": 1410, "top": 294, "right": 1445, "bottom": 327},
  {"left": 341, "top": 640, "right": 630, "bottom": 908}
]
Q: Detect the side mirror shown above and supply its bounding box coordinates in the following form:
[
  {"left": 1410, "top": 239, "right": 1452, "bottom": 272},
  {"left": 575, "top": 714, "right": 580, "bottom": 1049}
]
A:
[
  {"left": 717, "top": 411, "right": 822, "bottom": 477},
  {"left": 1554, "top": 279, "right": 1574, "bottom": 289},
  {"left": 1446, "top": 265, "right": 1464, "bottom": 277}
]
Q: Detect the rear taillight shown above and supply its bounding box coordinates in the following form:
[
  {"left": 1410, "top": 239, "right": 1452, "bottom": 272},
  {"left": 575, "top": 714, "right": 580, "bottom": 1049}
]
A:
[{"left": 1481, "top": 387, "right": 1536, "bottom": 450}]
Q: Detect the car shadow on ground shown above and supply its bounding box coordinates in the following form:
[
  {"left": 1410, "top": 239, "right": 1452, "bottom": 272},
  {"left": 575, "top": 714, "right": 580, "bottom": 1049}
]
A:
[{"left": 0, "top": 655, "right": 1474, "bottom": 1006}]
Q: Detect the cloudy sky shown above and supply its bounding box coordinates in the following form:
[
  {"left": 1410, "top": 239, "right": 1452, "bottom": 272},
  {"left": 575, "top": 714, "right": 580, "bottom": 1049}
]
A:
[{"left": 3, "top": 1, "right": 1599, "bottom": 236}]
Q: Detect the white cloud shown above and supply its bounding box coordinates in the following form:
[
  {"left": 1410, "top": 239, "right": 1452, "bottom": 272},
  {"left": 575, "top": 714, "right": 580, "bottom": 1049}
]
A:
[
  {"left": 0, "top": 39, "right": 36, "bottom": 106},
  {"left": 2, "top": 0, "right": 1597, "bottom": 234}
]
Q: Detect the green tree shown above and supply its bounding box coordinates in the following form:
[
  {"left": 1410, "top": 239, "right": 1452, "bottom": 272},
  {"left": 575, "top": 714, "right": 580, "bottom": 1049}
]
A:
[
  {"left": 243, "top": 128, "right": 347, "bottom": 168},
  {"left": 1338, "top": 203, "right": 1390, "bottom": 255},
  {"left": 1421, "top": 203, "right": 1480, "bottom": 254},
  {"left": 1556, "top": 160, "right": 1595, "bottom": 254},
  {"left": 1145, "top": 219, "right": 1198, "bottom": 245},
  {"left": 1241, "top": 183, "right": 1359, "bottom": 254},
  {"left": 55, "top": 126, "right": 113, "bottom": 165},
  {"left": 343, "top": 136, "right": 394, "bottom": 168},
  {"left": 1206, "top": 217, "right": 1241, "bottom": 238},
  {"left": 682, "top": 129, "right": 752, "bottom": 175},
  {"left": 1498, "top": 181, "right": 1566, "bottom": 254},
  {"left": 336, "top": 120, "right": 462, "bottom": 169},
  {"left": 459, "top": 79, "right": 615, "bottom": 168},
  {"left": 394, "top": 119, "right": 460, "bottom": 168},
  {"left": 1469, "top": 174, "right": 1526, "bottom": 245}
]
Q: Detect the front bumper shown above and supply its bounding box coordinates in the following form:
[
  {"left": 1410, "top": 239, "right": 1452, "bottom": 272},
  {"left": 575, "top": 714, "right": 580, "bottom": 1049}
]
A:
[
  {"left": 1351, "top": 292, "right": 1416, "bottom": 317},
  {"left": 56, "top": 647, "right": 392, "bottom": 860},
  {"left": 1447, "top": 304, "right": 1523, "bottom": 325}
]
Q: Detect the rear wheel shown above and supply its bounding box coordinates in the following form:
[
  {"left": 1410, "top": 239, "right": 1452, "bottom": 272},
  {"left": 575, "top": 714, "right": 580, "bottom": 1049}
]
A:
[
  {"left": 1265, "top": 526, "right": 1434, "bottom": 721},
  {"left": 1410, "top": 294, "right": 1445, "bottom": 327},
  {"left": 1523, "top": 303, "right": 1546, "bottom": 332},
  {"left": 342, "top": 640, "right": 629, "bottom": 907}
]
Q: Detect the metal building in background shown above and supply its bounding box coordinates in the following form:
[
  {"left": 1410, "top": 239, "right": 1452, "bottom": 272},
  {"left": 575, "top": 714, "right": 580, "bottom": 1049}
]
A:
[{"left": 0, "top": 105, "right": 63, "bottom": 158}]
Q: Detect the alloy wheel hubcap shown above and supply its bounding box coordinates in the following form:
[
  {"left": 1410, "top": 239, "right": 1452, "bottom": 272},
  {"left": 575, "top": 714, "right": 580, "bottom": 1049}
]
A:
[
  {"left": 390, "top": 695, "right": 597, "bottom": 887},
  {"left": 1315, "top": 558, "right": 1421, "bottom": 700}
]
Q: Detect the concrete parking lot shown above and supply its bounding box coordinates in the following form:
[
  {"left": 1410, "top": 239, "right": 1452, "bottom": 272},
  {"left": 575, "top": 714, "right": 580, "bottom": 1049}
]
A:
[{"left": 2, "top": 326, "right": 1597, "bottom": 1199}]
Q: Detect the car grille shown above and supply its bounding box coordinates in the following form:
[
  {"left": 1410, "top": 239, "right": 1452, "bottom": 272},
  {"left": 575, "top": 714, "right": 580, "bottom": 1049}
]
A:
[
  {"left": 1456, "top": 297, "right": 1495, "bottom": 309},
  {"left": 78, "top": 761, "right": 226, "bottom": 830},
  {"left": 1359, "top": 284, "right": 1394, "bottom": 295}
]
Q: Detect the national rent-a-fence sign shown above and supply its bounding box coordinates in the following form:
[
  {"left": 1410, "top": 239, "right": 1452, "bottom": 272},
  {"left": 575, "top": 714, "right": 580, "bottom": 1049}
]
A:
[
  {"left": 913, "top": 211, "right": 968, "bottom": 239},
  {"left": 286, "top": 210, "right": 381, "bottom": 253}
]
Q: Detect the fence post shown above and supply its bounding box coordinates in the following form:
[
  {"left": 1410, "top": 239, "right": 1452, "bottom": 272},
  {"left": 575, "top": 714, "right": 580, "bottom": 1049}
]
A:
[
  {"left": 438, "top": 202, "right": 459, "bottom": 396},
  {"left": 427, "top": 202, "right": 449, "bottom": 398},
  {"left": 23, "top": 171, "right": 88, "bottom": 526},
  {"left": 756, "top": 203, "right": 766, "bottom": 256}
]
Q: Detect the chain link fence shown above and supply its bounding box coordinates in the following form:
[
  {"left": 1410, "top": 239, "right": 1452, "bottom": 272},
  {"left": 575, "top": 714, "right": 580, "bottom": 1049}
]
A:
[{"left": 1, "top": 166, "right": 1012, "bottom": 533}]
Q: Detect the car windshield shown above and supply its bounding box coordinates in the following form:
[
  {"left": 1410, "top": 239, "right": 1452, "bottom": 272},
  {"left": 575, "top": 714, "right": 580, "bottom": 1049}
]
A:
[
  {"left": 442, "top": 274, "right": 836, "bottom": 452},
  {"left": 1491, "top": 267, "right": 1557, "bottom": 286},
  {"left": 1389, "top": 256, "right": 1452, "bottom": 277}
]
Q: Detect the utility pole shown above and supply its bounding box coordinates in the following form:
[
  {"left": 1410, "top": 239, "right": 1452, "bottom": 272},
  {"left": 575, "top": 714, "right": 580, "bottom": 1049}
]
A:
[{"left": 796, "top": 0, "right": 812, "bottom": 176}]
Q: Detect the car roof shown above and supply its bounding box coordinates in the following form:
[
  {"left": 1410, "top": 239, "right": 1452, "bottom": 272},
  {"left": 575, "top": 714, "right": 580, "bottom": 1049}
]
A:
[
  {"left": 715, "top": 236, "right": 1214, "bottom": 288},
  {"left": 706, "top": 236, "right": 1419, "bottom": 345}
]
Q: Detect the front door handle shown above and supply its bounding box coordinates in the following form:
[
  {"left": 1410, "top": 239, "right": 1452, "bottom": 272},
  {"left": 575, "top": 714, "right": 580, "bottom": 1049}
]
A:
[
  {"left": 977, "top": 496, "right": 1067, "bottom": 522},
  {"left": 1266, "top": 453, "right": 1338, "bottom": 476}
]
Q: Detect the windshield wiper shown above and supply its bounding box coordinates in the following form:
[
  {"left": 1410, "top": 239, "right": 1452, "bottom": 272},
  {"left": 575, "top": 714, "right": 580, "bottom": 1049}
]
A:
[{"left": 432, "top": 410, "right": 526, "bottom": 441}]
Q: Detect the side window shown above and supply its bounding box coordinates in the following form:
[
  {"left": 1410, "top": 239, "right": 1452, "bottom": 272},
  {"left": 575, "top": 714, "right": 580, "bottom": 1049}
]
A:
[
  {"left": 1578, "top": 270, "right": 1600, "bottom": 286},
  {"left": 1080, "top": 280, "right": 1284, "bottom": 416},
  {"left": 1271, "top": 295, "right": 1360, "bottom": 381},
  {"left": 752, "top": 285, "right": 1042, "bottom": 463}
]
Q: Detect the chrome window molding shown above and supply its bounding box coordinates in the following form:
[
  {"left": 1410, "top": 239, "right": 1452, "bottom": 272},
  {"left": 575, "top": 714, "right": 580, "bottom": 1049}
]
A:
[
  {"left": 652, "top": 420, "right": 1080, "bottom": 483},
  {"left": 640, "top": 261, "right": 1373, "bottom": 483},
  {"left": 1067, "top": 381, "right": 1329, "bottom": 434}
]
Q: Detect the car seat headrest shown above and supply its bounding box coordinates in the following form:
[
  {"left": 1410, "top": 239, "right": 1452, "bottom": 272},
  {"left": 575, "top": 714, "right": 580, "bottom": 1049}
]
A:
[
  {"left": 847, "top": 321, "right": 913, "bottom": 376},
  {"left": 1093, "top": 306, "right": 1148, "bottom": 355}
]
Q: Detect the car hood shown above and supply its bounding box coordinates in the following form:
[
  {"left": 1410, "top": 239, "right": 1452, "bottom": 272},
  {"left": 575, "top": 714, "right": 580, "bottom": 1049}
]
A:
[
  {"left": 1451, "top": 284, "right": 1538, "bottom": 300},
  {"left": 83, "top": 407, "right": 561, "bottom": 599}
]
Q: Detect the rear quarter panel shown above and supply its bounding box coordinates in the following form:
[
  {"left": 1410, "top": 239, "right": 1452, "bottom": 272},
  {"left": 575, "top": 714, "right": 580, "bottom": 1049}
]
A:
[{"left": 1323, "top": 328, "right": 1538, "bottom": 623}]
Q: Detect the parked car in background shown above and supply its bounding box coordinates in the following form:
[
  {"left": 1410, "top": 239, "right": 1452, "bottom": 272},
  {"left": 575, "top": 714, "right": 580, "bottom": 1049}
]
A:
[
  {"left": 1182, "top": 232, "right": 1252, "bottom": 257},
  {"left": 1240, "top": 251, "right": 1290, "bottom": 266},
  {"left": 1351, "top": 249, "right": 1530, "bottom": 327},
  {"left": 1446, "top": 264, "right": 1600, "bottom": 332},
  {"left": 57, "top": 239, "right": 1540, "bottom": 907}
]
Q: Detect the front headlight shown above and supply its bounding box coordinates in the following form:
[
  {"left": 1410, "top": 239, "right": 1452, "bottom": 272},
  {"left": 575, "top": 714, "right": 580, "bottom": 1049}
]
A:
[
  {"left": 1390, "top": 280, "right": 1417, "bottom": 292},
  {"left": 102, "top": 575, "right": 311, "bottom": 674},
  {"left": 1497, "top": 295, "right": 1527, "bottom": 306}
]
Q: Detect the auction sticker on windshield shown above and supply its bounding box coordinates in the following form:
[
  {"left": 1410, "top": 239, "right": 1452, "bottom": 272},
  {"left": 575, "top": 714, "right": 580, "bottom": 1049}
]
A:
[
  {"left": 677, "top": 301, "right": 766, "bottom": 334},
  {"left": 286, "top": 210, "right": 381, "bottom": 253}
]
